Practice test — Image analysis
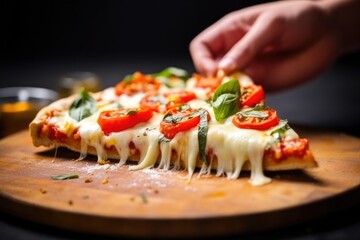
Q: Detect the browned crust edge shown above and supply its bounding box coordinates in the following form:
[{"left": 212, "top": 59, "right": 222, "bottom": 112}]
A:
[{"left": 29, "top": 119, "right": 316, "bottom": 172}]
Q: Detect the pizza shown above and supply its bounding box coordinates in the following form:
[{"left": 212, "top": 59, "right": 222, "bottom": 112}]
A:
[{"left": 29, "top": 67, "right": 316, "bottom": 186}]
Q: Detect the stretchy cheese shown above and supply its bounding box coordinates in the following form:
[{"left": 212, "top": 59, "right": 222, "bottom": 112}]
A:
[{"left": 30, "top": 71, "right": 316, "bottom": 186}]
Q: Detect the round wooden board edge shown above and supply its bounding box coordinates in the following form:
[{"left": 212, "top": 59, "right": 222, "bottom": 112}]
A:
[{"left": 1, "top": 185, "right": 359, "bottom": 238}]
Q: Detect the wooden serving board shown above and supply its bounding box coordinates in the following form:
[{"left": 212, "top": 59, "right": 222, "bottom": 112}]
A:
[{"left": 0, "top": 129, "right": 359, "bottom": 238}]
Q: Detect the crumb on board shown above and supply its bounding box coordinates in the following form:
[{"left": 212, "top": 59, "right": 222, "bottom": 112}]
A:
[
  {"left": 40, "top": 188, "right": 47, "bottom": 194},
  {"left": 84, "top": 178, "right": 93, "bottom": 183},
  {"left": 102, "top": 177, "right": 109, "bottom": 184}
]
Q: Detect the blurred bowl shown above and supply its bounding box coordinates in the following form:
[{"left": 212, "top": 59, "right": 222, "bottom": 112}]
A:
[{"left": 0, "top": 87, "right": 58, "bottom": 138}]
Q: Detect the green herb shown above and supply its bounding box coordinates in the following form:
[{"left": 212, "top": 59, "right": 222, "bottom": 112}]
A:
[
  {"left": 252, "top": 104, "right": 269, "bottom": 111},
  {"left": 122, "top": 74, "right": 134, "bottom": 84},
  {"left": 160, "top": 107, "right": 209, "bottom": 165},
  {"left": 163, "top": 108, "right": 203, "bottom": 124},
  {"left": 153, "top": 67, "right": 188, "bottom": 80},
  {"left": 266, "top": 120, "right": 291, "bottom": 149},
  {"left": 158, "top": 134, "right": 171, "bottom": 143},
  {"left": 178, "top": 104, "right": 191, "bottom": 112},
  {"left": 211, "top": 79, "right": 241, "bottom": 121},
  {"left": 69, "top": 89, "right": 96, "bottom": 121},
  {"left": 51, "top": 174, "right": 79, "bottom": 180},
  {"left": 163, "top": 114, "right": 184, "bottom": 124},
  {"left": 140, "top": 192, "right": 148, "bottom": 204},
  {"left": 238, "top": 104, "right": 269, "bottom": 118},
  {"left": 198, "top": 109, "right": 209, "bottom": 166},
  {"left": 239, "top": 110, "right": 268, "bottom": 118},
  {"left": 153, "top": 67, "right": 189, "bottom": 88},
  {"left": 270, "top": 119, "right": 290, "bottom": 138},
  {"left": 126, "top": 109, "right": 139, "bottom": 115}
]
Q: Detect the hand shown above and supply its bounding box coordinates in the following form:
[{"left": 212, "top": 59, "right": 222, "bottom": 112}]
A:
[{"left": 190, "top": 1, "right": 347, "bottom": 91}]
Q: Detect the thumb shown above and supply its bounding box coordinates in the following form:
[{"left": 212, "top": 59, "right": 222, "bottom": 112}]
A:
[{"left": 218, "top": 14, "right": 285, "bottom": 73}]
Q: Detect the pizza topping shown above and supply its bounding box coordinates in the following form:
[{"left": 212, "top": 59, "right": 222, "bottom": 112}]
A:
[
  {"left": 194, "top": 74, "right": 222, "bottom": 91},
  {"left": 270, "top": 120, "right": 291, "bottom": 141},
  {"left": 97, "top": 107, "right": 153, "bottom": 135},
  {"left": 115, "top": 72, "right": 161, "bottom": 96},
  {"left": 159, "top": 106, "right": 210, "bottom": 165},
  {"left": 140, "top": 90, "right": 196, "bottom": 113},
  {"left": 69, "top": 89, "right": 97, "bottom": 121},
  {"left": 265, "top": 138, "right": 310, "bottom": 161},
  {"left": 51, "top": 174, "right": 79, "bottom": 180},
  {"left": 198, "top": 108, "right": 210, "bottom": 165},
  {"left": 233, "top": 105, "right": 279, "bottom": 130},
  {"left": 30, "top": 68, "right": 315, "bottom": 187},
  {"left": 153, "top": 67, "right": 189, "bottom": 88},
  {"left": 240, "top": 85, "right": 265, "bottom": 107},
  {"left": 280, "top": 138, "right": 309, "bottom": 159},
  {"left": 211, "top": 79, "right": 241, "bottom": 121},
  {"left": 160, "top": 105, "right": 210, "bottom": 138}
]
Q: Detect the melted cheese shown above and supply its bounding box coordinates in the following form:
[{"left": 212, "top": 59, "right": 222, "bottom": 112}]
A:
[
  {"left": 58, "top": 72, "right": 300, "bottom": 186},
  {"left": 75, "top": 105, "right": 280, "bottom": 186}
]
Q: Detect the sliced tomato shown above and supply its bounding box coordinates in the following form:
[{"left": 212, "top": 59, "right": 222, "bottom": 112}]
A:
[
  {"left": 140, "top": 92, "right": 167, "bottom": 112},
  {"left": 115, "top": 72, "right": 161, "bottom": 96},
  {"left": 140, "top": 90, "right": 196, "bottom": 113},
  {"left": 232, "top": 109, "right": 279, "bottom": 130},
  {"left": 193, "top": 73, "right": 222, "bottom": 98},
  {"left": 160, "top": 106, "right": 211, "bottom": 139},
  {"left": 240, "top": 85, "right": 265, "bottom": 107},
  {"left": 98, "top": 107, "right": 153, "bottom": 135}
]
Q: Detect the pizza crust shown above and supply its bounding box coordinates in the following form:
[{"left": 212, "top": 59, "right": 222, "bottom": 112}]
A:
[
  {"left": 29, "top": 73, "right": 317, "bottom": 185},
  {"left": 30, "top": 118, "right": 316, "bottom": 172}
]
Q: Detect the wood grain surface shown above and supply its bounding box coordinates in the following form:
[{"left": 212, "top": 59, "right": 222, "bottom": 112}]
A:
[{"left": 0, "top": 129, "right": 359, "bottom": 238}]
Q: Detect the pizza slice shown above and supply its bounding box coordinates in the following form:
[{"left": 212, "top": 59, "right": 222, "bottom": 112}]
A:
[{"left": 29, "top": 67, "right": 316, "bottom": 186}]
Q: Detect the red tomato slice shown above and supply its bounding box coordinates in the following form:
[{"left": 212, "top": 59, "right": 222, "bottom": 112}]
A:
[
  {"left": 193, "top": 74, "right": 222, "bottom": 98},
  {"left": 98, "top": 107, "right": 153, "bottom": 135},
  {"left": 240, "top": 85, "right": 265, "bottom": 107},
  {"left": 115, "top": 72, "right": 160, "bottom": 96},
  {"left": 140, "top": 92, "right": 167, "bottom": 112},
  {"left": 160, "top": 107, "right": 211, "bottom": 139},
  {"left": 140, "top": 91, "right": 196, "bottom": 113},
  {"left": 232, "top": 109, "right": 279, "bottom": 130}
]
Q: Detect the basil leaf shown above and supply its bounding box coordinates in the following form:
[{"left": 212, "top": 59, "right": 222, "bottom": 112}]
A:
[
  {"left": 164, "top": 114, "right": 184, "bottom": 124},
  {"left": 239, "top": 110, "right": 269, "bottom": 119},
  {"left": 153, "top": 67, "right": 188, "bottom": 88},
  {"left": 126, "top": 109, "right": 139, "bottom": 115},
  {"left": 270, "top": 119, "right": 290, "bottom": 137},
  {"left": 198, "top": 109, "right": 209, "bottom": 166},
  {"left": 178, "top": 104, "right": 191, "bottom": 112},
  {"left": 252, "top": 104, "right": 269, "bottom": 111},
  {"left": 212, "top": 93, "right": 239, "bottom": 121},
  {"left": 51, "top": 174, "right": 79, "bottom": 180},
  {"left": 122, "top": 74, "right": 134, "bottom": 84},
  {"left": 69, "top": 89, "right": 97, "bottom": 121},
  {"left": 238, "top": 104, "right": 270, "bottom": 118},
  {"left": 211, "top": 79, "right": 240, "bottom": 121},
  {"left": 266, "top": 120, "right": 290, "bottom": 149},
  {"left": 154, "top": 67, "right": 188, "bottom": 80}
]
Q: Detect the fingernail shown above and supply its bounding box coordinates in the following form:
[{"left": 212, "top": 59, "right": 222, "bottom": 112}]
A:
[{"left": 218, "top": 57, "right": 236, "bottom": 71}]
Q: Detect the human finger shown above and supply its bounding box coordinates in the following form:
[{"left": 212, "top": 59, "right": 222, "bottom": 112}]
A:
[{"left": 218, "top": 13, "right": 286, "bottom": 74}]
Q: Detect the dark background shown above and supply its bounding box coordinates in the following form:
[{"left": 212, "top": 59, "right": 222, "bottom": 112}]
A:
[
  {"left": 0, "top": 0, "right": 360, "bottom": 239},
  {"left": 1, "top": 0, "right": 269, "bottom": 60},
  {"left": 1, "top": 0, "right": 359, "bottom": 136}
]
